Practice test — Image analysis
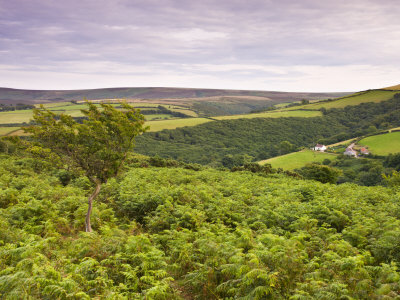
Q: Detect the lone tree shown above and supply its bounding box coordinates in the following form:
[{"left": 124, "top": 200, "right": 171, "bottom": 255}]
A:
[{"left": 25, "top": 101, "right": 147, "bottom": 232}]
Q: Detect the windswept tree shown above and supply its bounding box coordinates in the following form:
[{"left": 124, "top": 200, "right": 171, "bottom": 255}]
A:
[{"left": 25, "top": 101, "right": 147, "bottom": 232}]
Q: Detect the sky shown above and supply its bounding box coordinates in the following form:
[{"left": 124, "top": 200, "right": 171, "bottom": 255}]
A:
[{"left": 0, "top": 0, "right": 399, "bottom": 92}]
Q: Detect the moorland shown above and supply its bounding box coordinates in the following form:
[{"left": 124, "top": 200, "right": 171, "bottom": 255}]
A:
[{"left": 1, "top": 84, "right": 400, "bottom": 299}]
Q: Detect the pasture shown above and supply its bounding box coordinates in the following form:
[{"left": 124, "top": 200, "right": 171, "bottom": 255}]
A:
[
  {"left": 145, "top": 118, "right": 212, "bottom": 132},
  {"left": 169, "top": 108, "right": 198, "bottom": 117},
  {"left": 144, "top": 114, "right": 172, "bottom": 121},
  {"left": 359, "top": 132, "right": 400, "bottom": 155},
  {"left": 259, "top": 149, "right": 337, "bottom": 170},
  {"left": 0, "top": 101, "right": 199, "bottom": 134},
  {"left": 284, "top": 90, "right": 398, "bottom": 110},
  {"left": 0, "top": 111, "right": 33, "bottom": 124},
  {"left": 214, "top": 110, "right": 321, "bottom": 120},
  {"left": 0, "top": 127, "right": 20, "bottom": 136}
]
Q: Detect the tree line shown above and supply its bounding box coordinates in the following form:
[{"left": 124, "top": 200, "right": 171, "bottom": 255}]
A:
[{"left": 0, "top": 103, "right": 35, "bottom": 112}]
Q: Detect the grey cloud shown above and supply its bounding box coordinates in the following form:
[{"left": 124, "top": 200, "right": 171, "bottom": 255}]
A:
[{"left": 0, "top": 0, "right": 399, "bottom": 90}]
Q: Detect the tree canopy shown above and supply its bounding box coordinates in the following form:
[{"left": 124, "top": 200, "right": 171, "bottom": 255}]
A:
[{"left": 25, "top": 101, "right": 147, "bottom": 231}]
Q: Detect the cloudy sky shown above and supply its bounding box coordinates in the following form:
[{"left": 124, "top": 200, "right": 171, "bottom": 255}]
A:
[{"left": 1, "top": 0, "right": 399, "bottom": 92}]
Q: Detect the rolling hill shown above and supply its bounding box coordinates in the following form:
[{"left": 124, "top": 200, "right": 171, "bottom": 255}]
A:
[
  {"left": 282, "top": 89, "right": 399, "bottom": 111},
  {"left": 259, "top": 149, "right": 337, "bottom": 170},
  {"left": 358, "top": 131, "right": 400, "bottom": 155},
  {"left": 0, "top": 87, "right": 350, "bottom": 105}
]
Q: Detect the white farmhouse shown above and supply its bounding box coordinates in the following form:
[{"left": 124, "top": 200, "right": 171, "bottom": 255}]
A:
[{"left": 314, "top": 144, "right": 327, "bottom": 151}]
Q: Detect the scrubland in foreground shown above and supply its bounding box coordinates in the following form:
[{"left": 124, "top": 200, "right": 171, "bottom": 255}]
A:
[{"left": 1, "top": 154, "right": 400, "bottom": 299}]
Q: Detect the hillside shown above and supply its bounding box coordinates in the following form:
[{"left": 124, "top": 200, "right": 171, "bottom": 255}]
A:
[
  {"left": 359, "top": 131, "right": 400, "bottom": 155},
  {"left": 2, "top": 89, "right": 400, "bottom": 298},
  {"left": 282, "top": 89, "right": 398, "bottom": 110},
  {"left": 0, "top": 87, "right": 350, "bottom": 105},
  {"left": 1, "top": 154, "right": 400, "bottom": 299},
  {"left": 135, "top": 95, "right": 400, "bottom": 165},
  {"left": 259, "top": 149, "right": 337, "bottom": 170}
]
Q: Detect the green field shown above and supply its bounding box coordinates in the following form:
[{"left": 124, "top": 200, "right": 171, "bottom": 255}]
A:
[
  {"left": 273, "top": 102, "right": 292, "bottom": 108},
  {"left": 0, "top": 110, "right": 33, "bottom": 124},
  {"left": 359, "top": 132, "right": 400, "bottom": 155},
  {"left": 214, "top": 110, "right": 322, "bottom": 120},
  {"left": 144, "top": 114, "right": 172, "bottom": 121},
  {"left": 0, "top": 102, "right": 200, "bottom": 133},
  {"left": 39, "top": 101, "right": 71, "bottom": 108},
  {"left": 43, "top": 103, "right": 90, "bottom": 110},
  {"left": 169, "top": 108, "right": 198, "bottom": 117},
  {"left": 0, "top": 127, "right": 20, "bottom": 136},
  {"left": 145, "top": 118, "right": 212, "bottom": 131},
  {"left": 284, "top": 90, "right": 398, "bottom": 111},
  {"left": 259, "top": 149, "right": 337, "bottom": 170}
]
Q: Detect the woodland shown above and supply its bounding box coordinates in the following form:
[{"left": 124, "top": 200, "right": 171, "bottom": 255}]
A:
[{"left": 134, "top": 94, "right": 400, "bottom": 167}]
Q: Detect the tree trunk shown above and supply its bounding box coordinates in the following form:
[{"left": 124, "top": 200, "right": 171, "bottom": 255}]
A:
[{"left": 85, "top": 181, "right": 102, "bottom": 232}]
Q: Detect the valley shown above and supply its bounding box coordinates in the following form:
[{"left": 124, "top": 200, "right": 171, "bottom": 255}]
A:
[
  {"left": 3, "top": 1, "right": 400, "bottom": 298},
  {"left": 1, "top": 84, "right": 400, "bottom": 299}
]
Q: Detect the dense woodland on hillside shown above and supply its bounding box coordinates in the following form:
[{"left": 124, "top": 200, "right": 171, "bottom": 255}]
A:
[
  {"left": 135, "top": 94, "right": 400, "bottom": 166},
  {"left": 1, "top": 153, "right": 400, "bottom": 299}
]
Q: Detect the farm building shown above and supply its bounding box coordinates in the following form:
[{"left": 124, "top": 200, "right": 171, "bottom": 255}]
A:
[
  {"left": 344, "top": 147, "right": 357, "bottom": 156},
  {"left": 314, "top": 144, "right": 327, "bottom": 151},
  {"left": 360, "top": 147, "right": 370, "bottom": 155}
]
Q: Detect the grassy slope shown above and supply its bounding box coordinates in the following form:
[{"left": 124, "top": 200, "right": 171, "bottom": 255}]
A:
[
  {"left": 146, "top": 118, "right": 212, "bottom": 132},
  {"left": 0, "top": 102, "right": 199, "bottom": 134},
  {"left": 259, "top": 149, "right": 337, "bottom": 170},
  {"left": 0, "top": 127, "right": 20, "bottom": 135},
  {"left": 0, "top": 110, "right": 33, "bottom": 124},
  {"left": 359, "top": 132, "right": 400, "bottom": 155},
  {"left": 213, "top": 110, "right": 321, "bottom": 120},
  {"left": 0, "top": 100, "right": 322, "bottom": 135},
  {"left": 169, "top": 108, "right": 198, "bottom": 117},
  {"left": 283, "top": 90, "right": 398, "bottom": 111}
]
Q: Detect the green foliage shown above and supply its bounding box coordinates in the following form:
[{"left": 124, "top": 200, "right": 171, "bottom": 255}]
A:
[
  {"left": 331, "top": 156, "right": 386, "bottom": 186},
  {"left": 296, "top": 163, "right": 342, "bottom": 183},
  {"left": 25, "top": 101, "right": 147, "bottom": 183},
  {"left": 23, "top": 101, "right": 147, "bottom": 232},
  {"left": 383, "top": 171, "right": 400, "bottom": 188},
  {"left": 2, "top": 154, "right": 400, "bottom": 298},
  {"left": 279, "top": 140, "right": 296, "bottom": 155},
  {"left": 135, "top": 96, "right": 400, "bottom": 166},
  {"left": 136, "top": 117, "right": 346, "bottom": 165},
  {"left": 385, "top": 153, "right": 400, "bottom": 171}
]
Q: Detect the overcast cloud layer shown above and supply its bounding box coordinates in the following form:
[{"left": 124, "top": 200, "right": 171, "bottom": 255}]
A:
[{"left": 0, "top": 0, "right": 399, "bottom": 92}]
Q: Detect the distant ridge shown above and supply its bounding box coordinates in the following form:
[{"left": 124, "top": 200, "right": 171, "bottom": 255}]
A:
[{"left": 0, "top": 87, "right": 351, "bottom": 104}]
